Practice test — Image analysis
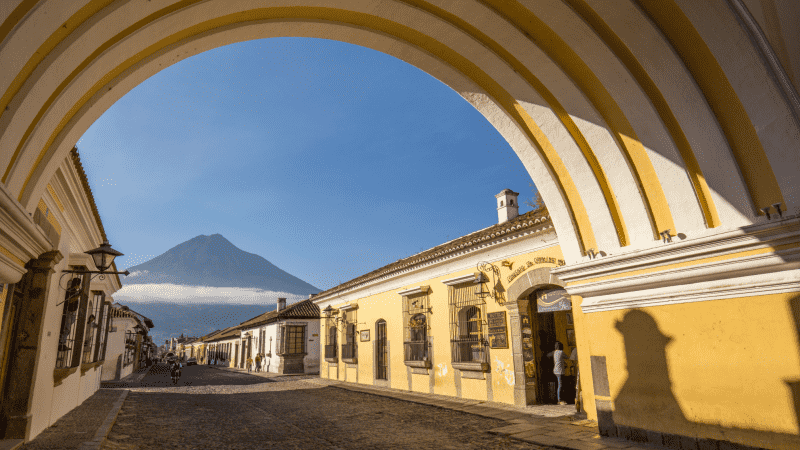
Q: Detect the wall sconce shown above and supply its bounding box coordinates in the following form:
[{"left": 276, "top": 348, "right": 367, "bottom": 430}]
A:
[
  {"left": 475, "top": 261, "right": 504, "bottom": 304},
  {"left": 322, "top": 305, "right": 345, "bottom": 328},
  {"left": 660, "top": 229, "right": 673, "bottom": 243}
]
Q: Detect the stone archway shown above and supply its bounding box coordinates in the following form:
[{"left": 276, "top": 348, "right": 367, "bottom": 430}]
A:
[{"left": 505, "top": 266, "right": 565, "bottom": 406}]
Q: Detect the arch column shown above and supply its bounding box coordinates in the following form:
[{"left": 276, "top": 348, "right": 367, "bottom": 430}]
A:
[
  {"left": 505, "top": 267, "right": 565, "bottom": 406},
  {"left": 1, "top": 250, "right": 62, "bottom": 439}
]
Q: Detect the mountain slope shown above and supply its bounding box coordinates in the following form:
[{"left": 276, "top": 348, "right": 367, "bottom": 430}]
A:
[{"left": 124, "top": 234, "right": 319, "bottom": 295}]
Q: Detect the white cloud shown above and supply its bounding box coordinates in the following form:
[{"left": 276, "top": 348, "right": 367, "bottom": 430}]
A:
[{"left": 113, "top": 283, "right": 306, "bottom": 304}]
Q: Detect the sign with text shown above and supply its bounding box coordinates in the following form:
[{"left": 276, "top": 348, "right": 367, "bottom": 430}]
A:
[
  {"left": 536, "top": 288, "right": 572, "bottom": 312},
  {"left": 487, "top": 311, "right": 508, "bottom": 349}
]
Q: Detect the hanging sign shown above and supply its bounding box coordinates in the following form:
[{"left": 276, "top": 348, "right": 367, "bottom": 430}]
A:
[
  {"left": 520, "top": 313, "right": 536, "bottom": 384},
  {"left": 536, "top": 288, "right": 572, "bottom": 312},
  {"left": 487, "top": 311, "right": 508, "bottom": 349}
]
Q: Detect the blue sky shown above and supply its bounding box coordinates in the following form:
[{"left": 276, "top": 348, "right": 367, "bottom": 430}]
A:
[{"left": 78, "top": 38, "right": 535, "bottom": 291}]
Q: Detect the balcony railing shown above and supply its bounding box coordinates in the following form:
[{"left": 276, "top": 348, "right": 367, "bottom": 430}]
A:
[
  {"left": 404, "top": 341, "right": 428, "bottom": 362},
  {"left": 324, "top": 344, "right": 337, "bottom": 360},
  {"left": 450, "top": 338, "right": 488, "bottom": 364},
  {"left": 341, "top": 343, "right": 357, "bottom": 360}
]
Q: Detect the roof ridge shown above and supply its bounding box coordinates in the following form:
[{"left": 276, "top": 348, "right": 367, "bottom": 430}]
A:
[{"left": 313, "top": 208, "right": 552, "bottom": 299}]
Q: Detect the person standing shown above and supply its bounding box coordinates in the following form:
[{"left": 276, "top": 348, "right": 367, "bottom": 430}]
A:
[
  {"left": 246, "top": 356, "right": 253, "bottom": 373},
  {"left": 547, "top": 341, "right": 569, "bottom": 405},
  {"left": 255, "top": 354, "right": 262, "bottom": 373}
]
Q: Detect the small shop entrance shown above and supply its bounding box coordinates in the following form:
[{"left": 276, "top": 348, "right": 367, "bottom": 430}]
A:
[{"left": 528, "top": 287, "right": 578, "bottom": 405}]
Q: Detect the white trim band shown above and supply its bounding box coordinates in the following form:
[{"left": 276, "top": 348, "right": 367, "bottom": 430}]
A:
[
  {"left": 397, "top": 286, "right": 429, "bottom": 296},
  {"left": 441, "top": 273, "right": 480, "bottom": 286}
]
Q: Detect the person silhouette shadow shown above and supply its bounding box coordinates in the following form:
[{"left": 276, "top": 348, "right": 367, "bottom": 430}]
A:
[{"left": 613, "top": 310, "right": 696, "bottom": 443}]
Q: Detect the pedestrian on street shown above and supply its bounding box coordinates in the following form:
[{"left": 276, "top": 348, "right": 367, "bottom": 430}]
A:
[
  {"left": 246, "top": 356, "right": 253, "bottom": 373},
  {"left": 547, "top": 341, "right": 569, "bottom": 405},
  {"left": 255, "top": 354, "right": 262, "bottom": 373}
]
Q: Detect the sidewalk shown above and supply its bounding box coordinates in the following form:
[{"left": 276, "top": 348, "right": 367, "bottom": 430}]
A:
[
  {"left": 306, "top": 378, "right": 659, "bottom": 450},
  {"left": 207, "top": 364, "right": 320, "bottom": 381},
  {"left": 20, "top": 389, "right": 128, "bottom": 450},
  {"left": 100, "top": 364, "right": 154, "bottom": 388}
]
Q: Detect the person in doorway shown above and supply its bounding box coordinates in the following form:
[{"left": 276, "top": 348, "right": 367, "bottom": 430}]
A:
[
  {"left": 547, "top": 341, "right": 569, "bottom": 405},
  {"left": 246, "top": 356, "right": 253, "bottom": 373},
  {"left": 255, "top": 354, "right": 262, "bottom": 373}
]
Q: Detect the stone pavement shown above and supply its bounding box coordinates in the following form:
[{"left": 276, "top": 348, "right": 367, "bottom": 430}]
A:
[
  {"left": 102, "top": 365, "right": 545, "bottom": 449},
  {"left": 20, "top": 364, "right": 668, "bottom": 450},
  {"left": 306, "top": 378, "right": 658, "bottom": 450}
]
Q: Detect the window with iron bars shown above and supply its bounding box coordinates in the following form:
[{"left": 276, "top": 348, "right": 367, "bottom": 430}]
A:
[
  {"left": 403, "top": 291, "right": 430, "bottom": 363},
  {"left": 97, "top": 301, "right": 111, "bottom": 362},
  {"left": 278, "top": 325, "right": 306, "bottom": 355},
  {"left": 124, "top": 330, "right": 136, "bottom": 366},
  {"left": 82, "top": 292, "right": 105, "bottom": 363},
  {"left": 449, "top": 283, "right": 488, "bottom": 365},
  {"left": 324, "top": 317, "right": 337, "bottom": 361},
  {"left": 341, "top": 309, "right": 357, "bottom": 362},
  {"left": 56, "top": 275, "right": 83, "bottom": 369}
]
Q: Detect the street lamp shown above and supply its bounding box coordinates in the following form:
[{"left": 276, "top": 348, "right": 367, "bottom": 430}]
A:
[
  {"left": 62, "top": 240, "right": 130, "bottom": 277},
  {"left": 84, "top": 240, "right": 123, "bottom": 273},
  {"left": 322, "top": 305, "right": 343, "bottom": 327}
]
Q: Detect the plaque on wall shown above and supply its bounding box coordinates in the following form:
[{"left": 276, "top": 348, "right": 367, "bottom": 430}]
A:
[
  {"left": 536, "top": 288, "right": 572, "bottom": 312},
  {"left": 360, "top": 330, "right": 370, "bottom": 342},
  {"left": 487, "top": 311, "right": 508, "bottom": 349}
]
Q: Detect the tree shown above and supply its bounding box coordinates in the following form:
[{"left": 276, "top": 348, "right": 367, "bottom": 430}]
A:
[{"left": 524, "top": 186, "right": 548, "bottom": 214}]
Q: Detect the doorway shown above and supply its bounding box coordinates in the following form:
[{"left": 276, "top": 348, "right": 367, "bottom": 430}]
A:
[{"left": 529, "top": 288, "right": 578, "bottom": 405}]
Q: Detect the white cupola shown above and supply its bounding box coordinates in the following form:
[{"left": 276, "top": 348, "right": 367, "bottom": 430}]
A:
[{"left": 495, "top": 189, "right": 520, "bottom": 224}]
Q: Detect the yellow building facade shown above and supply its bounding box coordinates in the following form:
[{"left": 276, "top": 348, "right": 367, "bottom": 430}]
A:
[
  {"left": 316, "top": 202, "right": 571, "bottom": 406},
  {"left": 316, "top": 192, "right": 800, "bottom": 450}
]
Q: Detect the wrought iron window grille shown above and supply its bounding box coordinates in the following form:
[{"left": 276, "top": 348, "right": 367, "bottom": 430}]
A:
[
  {"left": 403, "top": 290, "right": 430, "bottom": 363},
  {"left": 449, "top": 283, "right": 489, "bottom": 365}
]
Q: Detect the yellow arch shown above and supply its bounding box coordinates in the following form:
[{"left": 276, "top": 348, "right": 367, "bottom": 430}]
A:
[
  {"left": 636, "top": 0, "right": 785, "bottom": 214},
  {"left": 481, "top": 0, "right": 676, "bottom": 240},
  {"left": 10, "top": 5, "right": 599, "bottom": 253},
  {"left": 565, "top": 0, "right": 720, "bottom": 229},
  {"left": 403, "top": 0, "right": 629, "bottom": 247}
]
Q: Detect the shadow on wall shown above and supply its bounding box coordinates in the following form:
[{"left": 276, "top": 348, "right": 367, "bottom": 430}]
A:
[{"left": 597, "top": 300, "right": 800, "bottom": 450}]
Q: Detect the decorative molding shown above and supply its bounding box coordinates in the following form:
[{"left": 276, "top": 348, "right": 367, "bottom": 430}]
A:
[
  {"left": 397, "top": 285, "right": 429, "bottom": 296},
  {"left": 441, "top": 273, "right": 480, "bottom": 286},
  {"left": 452, "top": 362, "right": 489, "bottom": 372},
  {"left": 313, "top": 237, "right": 558, "bottom": 308},
  {"left": 554, "top": 219, "right": 799, "bottom": 284},
  {"left": 339, "top": 303, "right": 358, "bottom": 311},
  {"left": 311, "top": 213, "right": 555, "bottom": 303},
  {"left": 580, "top": 268, "right": 800, "bottom": 313},
  {"left": 555, "top": 219, "right": 800, "bottom": 312},
  {"left": 403, "top": 359, "right": 431, "bottom": 369}
]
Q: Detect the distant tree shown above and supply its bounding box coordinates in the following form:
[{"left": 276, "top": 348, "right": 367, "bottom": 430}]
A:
[{"left": 524, "top": 186, "right": 548, "bottom": 214}]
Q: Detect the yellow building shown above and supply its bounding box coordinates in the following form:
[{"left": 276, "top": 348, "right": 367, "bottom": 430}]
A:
[
  {"left": 316, "top": 192, "right": 572, "bottom": 406},
  {"left": 316, "top": 190, "right": 800, "bottom": 450}
]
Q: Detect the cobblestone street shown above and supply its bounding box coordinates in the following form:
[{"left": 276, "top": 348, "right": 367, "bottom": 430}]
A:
[{"left": 100, "top": 364, "right": 546, "bottom": 449}]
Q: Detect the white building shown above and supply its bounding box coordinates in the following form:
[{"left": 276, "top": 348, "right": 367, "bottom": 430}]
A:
[
  {"left": 101, "top": 306, "right": 153, "bottom": 381},
  {"left": 236, "top": 298, "right": 320, "bottom": 374},
  {"left": 0, "top": 149, "right": 122, "bottom": 441}
]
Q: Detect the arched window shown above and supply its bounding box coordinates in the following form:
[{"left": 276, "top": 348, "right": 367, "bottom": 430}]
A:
[{"left": 448, "top": 282, "right": 488, "bottom": 365}]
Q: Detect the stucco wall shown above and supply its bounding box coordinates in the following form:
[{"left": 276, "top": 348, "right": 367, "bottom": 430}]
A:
[{"left": 319, "top": 233, "right": 564, "bottom": 406}]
